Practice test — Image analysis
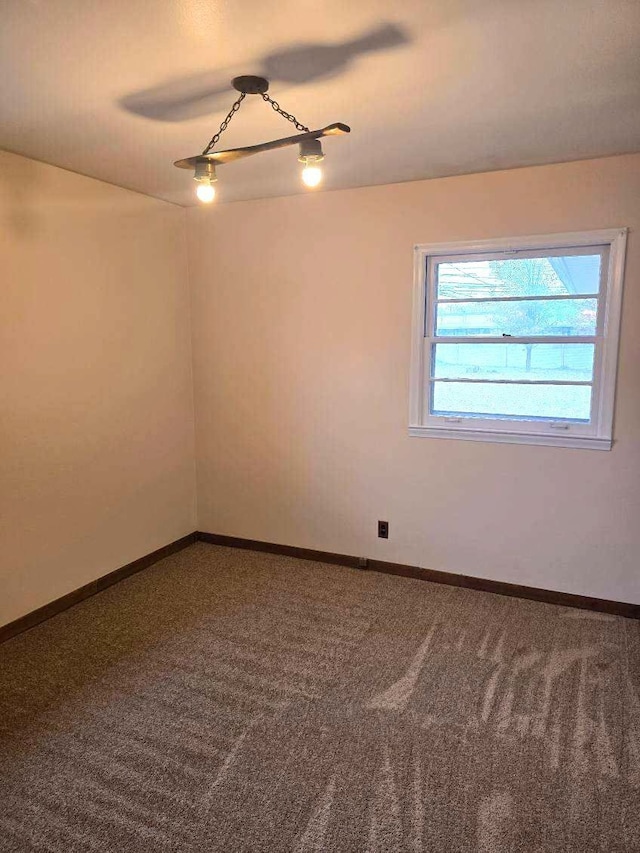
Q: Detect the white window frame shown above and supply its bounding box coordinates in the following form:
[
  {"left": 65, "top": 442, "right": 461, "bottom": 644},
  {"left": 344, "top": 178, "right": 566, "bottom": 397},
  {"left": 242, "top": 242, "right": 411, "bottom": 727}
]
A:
[{"left": 409, "top": 229, "right": 627, "bottom": 450}]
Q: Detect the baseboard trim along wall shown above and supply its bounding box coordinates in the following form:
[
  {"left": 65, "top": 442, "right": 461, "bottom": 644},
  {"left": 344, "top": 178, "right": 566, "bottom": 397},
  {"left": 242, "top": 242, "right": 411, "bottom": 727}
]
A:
[
  {"left": 0, "top": 533, "right": 197, "bottom": 644},
  {"left": 2, "top": 529, "right": 637, "bottom": 645},
  {"left": 197, "top": 531, "right": 640, "bottom": 620}
]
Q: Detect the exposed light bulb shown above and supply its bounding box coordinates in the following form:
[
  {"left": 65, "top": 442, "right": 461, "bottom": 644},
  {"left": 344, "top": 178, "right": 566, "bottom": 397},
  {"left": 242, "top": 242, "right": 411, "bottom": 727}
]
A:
[
  {"left": 302, "top": 162, "right": 323, "bottom": 188},
  {"left": 193, "top": 160, "right": 217, "bottom": 203},
  {"left": 196, "top": 181, "right": 216, "bottom": 203},
  {"left": 298, "top": 139, "right": 324, "bottom": 189}
]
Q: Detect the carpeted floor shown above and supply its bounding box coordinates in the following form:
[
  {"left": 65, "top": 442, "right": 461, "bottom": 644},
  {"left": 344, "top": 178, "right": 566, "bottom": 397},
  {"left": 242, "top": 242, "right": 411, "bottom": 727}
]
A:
[{"left": 1, "top": 543, "right": 639, "bottom": 852}]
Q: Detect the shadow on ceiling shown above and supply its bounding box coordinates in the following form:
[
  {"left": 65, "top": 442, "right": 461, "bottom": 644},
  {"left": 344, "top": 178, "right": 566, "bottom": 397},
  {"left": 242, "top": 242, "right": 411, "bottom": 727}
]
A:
[{"left": 118, "top": 22, "right": 410, "bottom": 122}]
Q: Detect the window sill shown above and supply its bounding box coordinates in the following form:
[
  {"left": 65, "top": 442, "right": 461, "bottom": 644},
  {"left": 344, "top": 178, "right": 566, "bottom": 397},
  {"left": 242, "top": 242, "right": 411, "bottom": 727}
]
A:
[{"left": 408, "top": 426, "right": 612, "bottom": 450}]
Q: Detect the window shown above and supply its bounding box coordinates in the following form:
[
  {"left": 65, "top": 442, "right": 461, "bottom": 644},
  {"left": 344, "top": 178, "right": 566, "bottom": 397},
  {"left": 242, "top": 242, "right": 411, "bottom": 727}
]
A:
[{"left": 409, "top": 230, "right": 627, "bottom": 449}]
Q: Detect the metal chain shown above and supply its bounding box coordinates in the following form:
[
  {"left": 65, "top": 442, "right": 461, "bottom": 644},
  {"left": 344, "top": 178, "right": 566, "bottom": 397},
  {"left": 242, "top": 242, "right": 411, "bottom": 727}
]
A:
[
  {"left": 201, "top": 92, "right": 246, "bottom": 155},
  {"left": 261, "top": 93, "right": 310, "bottom": 133},
  {"left": 201, "top": 89, "right": 310, "bottom": 155}
]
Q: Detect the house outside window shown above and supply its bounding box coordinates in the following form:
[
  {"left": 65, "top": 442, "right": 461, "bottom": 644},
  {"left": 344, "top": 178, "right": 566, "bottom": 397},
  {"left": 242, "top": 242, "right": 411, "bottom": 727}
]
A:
[{"left": 409, "top": 230, "right": 627, "bottom": 449}]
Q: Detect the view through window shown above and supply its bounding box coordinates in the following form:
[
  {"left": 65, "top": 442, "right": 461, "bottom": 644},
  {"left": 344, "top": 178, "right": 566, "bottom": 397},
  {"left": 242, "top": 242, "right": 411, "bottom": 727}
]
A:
[{"left": 410, "top": 231, "right": 626, "bottom": 449}]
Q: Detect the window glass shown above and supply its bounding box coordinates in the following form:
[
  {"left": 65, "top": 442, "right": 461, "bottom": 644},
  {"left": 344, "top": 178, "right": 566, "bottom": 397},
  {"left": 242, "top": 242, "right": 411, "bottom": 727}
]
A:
[
  {"left": 435, "top": 254, "right": 602, "bottom": 299},
  {"left": 432, "top": 343, "right": 595, "bottom": 382},
  {"left": 434, "top": 298, "right": 598, "bottom": 338},
  {"left": 431, "top": 382, "right": 592, "bottom": 422}
]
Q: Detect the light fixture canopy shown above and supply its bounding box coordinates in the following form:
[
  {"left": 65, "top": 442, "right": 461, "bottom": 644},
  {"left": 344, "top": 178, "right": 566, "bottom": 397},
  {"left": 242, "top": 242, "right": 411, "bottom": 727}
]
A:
[{"left": 174, "top": 76, "right": 350, "bottom": 202}]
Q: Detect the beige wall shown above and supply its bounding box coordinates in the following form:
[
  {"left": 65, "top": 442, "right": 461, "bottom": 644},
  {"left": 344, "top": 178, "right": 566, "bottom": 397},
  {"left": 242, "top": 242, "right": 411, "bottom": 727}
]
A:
[
  {"left": 2, "top": 151, "right": 638, "bottom": 627},
  {"left": 1, "top": 150, "right": 196, "bottom": 626},
  {"left": 188, "top": 154, "right": 640, "bottom": 605}
]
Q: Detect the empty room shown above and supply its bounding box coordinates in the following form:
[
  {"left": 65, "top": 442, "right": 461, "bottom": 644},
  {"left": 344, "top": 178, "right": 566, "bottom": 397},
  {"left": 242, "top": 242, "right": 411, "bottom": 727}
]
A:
[{"left": 1, "top": 1, "right": 639, "bottom": 850}]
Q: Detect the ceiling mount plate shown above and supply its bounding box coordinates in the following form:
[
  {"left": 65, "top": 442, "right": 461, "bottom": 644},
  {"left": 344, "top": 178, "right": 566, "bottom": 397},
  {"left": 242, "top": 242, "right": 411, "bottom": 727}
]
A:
[{"left": 232, "top": 75, "right": 269, "bottom": 95}]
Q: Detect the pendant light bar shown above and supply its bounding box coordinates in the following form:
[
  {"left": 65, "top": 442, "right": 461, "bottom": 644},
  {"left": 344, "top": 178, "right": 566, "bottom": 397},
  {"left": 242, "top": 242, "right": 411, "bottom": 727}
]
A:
[{"left": 173, "top": 76, "right": 350, "bottom": 202}]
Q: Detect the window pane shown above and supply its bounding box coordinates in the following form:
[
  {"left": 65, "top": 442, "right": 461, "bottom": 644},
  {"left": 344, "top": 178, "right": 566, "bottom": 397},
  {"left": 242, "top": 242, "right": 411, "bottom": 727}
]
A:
[
  {"left": 435, "top": 298, "right": 597, "bottom": 337},
  {"left": 432, "top": 343, "right": 595, "bottom": 382},
  {"left": 436, "top": 254, "right": 602, "bottom": 299},
  {"left": 431, "top": 382, "right": 592, "bottom": 422}
]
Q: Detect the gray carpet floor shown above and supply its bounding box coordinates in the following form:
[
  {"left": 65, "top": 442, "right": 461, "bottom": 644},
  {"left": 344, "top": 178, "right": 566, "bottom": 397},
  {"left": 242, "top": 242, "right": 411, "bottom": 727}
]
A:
[{"left": 1, "top": 543, "right": 639, "bottom": 852}]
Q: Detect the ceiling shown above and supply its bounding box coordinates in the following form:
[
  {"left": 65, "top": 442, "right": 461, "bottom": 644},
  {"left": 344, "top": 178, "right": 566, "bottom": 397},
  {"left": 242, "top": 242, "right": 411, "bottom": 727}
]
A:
[{"left": 1, "top": 0, "right": 639, "bottom": 206}]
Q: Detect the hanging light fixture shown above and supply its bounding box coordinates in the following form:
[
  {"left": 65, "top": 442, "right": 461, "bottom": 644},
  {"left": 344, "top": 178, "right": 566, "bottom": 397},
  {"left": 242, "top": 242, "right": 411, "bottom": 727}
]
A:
[
  {"left": 299, "top": 139, "right": 324, "bottom": 188},
  {"left": 174, "top": 76, "right": 350, "bottom": 202},
  {"left": 193, "top": 160, "right": 217, "bottom": 203}
]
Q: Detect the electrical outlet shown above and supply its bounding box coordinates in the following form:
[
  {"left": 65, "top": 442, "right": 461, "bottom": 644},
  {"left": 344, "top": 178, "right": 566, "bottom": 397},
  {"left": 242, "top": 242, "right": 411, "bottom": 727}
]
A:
[{"left": 378, "top": 520, "right": 389, "bottom": 539}]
